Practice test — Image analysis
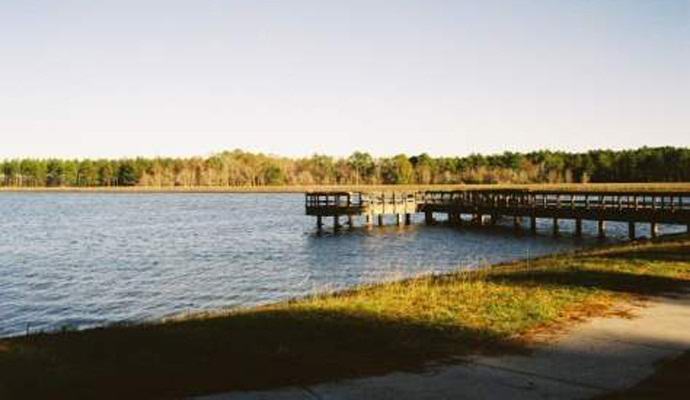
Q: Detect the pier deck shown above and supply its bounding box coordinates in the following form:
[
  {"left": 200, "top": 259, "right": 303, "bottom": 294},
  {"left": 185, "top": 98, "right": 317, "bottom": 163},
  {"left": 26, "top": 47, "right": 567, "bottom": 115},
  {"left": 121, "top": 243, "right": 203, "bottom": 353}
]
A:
[{"left": 306, "top": 189, "right": 690, "bottom": 238}]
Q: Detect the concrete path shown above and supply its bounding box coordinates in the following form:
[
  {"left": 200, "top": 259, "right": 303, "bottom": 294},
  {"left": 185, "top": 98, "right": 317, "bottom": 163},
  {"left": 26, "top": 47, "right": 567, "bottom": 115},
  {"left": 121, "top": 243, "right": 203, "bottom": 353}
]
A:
[{"left": 196, "top": 290, "right": 690, "bottom": 400}]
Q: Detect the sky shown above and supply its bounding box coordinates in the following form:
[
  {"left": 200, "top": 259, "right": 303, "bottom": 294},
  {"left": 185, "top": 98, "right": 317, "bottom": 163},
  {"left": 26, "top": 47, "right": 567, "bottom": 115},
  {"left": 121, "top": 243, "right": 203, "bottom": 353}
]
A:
[{"left": 0, "top": 0, "right": 688, "bottom": 159}]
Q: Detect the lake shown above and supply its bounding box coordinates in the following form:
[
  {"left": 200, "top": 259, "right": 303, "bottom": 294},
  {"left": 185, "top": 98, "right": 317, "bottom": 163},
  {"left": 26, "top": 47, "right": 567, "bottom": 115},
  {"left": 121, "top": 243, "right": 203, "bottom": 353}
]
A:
[{"left": 0, "top": 193, "right": 683, "bottom": 337}]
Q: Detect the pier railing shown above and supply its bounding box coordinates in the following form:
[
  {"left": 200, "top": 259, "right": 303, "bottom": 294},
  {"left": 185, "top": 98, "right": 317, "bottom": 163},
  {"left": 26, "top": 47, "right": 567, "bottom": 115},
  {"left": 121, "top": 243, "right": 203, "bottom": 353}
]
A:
[{"left": 420, "top": 190, "right": 690, "bottom": 220}]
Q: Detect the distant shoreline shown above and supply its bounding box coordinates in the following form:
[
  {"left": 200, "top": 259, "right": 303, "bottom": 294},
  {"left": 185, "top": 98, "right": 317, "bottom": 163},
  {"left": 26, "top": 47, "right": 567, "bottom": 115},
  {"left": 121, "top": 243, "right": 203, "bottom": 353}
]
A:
[{"left": 1, "top": 182, "right": 689, "bottom": 194}]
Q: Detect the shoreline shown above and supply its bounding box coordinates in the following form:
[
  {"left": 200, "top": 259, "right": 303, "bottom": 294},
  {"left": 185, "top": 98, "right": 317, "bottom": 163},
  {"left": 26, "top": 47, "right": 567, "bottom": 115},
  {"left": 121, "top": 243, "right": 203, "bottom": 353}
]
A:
[
  {"left": 1, "top": 182, "right": 689, "bottom": 194},
  {"left": 1, "top": 235, "right": 688, "bottom": 398},
  {"left": 0, "top": 236, "right": 656, "bottom": 340},
  {"left": 0, "top": 236, "right": 633, "bottom": 341}
]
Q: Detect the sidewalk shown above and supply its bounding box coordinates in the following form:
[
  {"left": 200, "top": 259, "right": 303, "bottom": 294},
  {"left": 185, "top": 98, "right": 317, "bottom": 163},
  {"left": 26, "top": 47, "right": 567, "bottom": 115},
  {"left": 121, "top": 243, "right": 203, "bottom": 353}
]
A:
[{"left": 196, "top": 290, "right": 690, "bottom": 400}]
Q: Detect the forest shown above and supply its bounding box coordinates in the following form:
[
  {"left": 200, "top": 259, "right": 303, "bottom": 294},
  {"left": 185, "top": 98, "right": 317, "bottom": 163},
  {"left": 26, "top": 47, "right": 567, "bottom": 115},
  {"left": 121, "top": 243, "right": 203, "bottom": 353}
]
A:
[{"left": 1, "top": 147, "right": 689, "bottom": 188}]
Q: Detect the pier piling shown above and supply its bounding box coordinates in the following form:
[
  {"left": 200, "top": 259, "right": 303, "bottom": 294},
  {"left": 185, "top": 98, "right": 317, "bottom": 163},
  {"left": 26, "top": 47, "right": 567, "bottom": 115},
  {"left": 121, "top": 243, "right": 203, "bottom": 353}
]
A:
[
  {"left": 629, "top": 222, "right": 636, "bottom": 240},
  {"left": 598, "top": 220, "right": 606, "bottom": 238},
  {"left": 530, "top": 216, "right": 537, "bottom": 234}
]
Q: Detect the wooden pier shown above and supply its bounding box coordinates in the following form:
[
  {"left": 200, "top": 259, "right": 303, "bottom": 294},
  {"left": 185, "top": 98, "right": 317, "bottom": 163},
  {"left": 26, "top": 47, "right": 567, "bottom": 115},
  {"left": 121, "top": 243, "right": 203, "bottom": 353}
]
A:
[
  {"left": 305, "top": 191, "right": 418, "bottom": 229},
  {"left": 305, "top": 189, "right": 690, "bottom": 238}
]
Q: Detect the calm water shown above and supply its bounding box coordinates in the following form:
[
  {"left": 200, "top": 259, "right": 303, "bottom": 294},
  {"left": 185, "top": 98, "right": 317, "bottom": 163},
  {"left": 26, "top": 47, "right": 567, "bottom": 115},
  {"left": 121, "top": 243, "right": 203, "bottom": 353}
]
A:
[{"left": 0, "top": 193, "right": 684, "bottom": 337}]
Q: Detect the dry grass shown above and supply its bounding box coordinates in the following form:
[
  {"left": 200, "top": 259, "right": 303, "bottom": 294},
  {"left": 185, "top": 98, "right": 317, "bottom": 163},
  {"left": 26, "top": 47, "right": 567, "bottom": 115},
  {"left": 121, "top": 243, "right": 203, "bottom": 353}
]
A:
[
  {"left": 0, "top": 182, "right": 689, "bottom": 194},
  {"left": 0, "top": 237, "right": 688, "bottom": 399}
]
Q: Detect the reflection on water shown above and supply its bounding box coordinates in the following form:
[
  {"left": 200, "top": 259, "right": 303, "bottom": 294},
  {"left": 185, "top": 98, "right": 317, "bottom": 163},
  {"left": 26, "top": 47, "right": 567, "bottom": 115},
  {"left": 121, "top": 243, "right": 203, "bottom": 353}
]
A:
[{"left": 0, "top": 193, "right": 684, "bottom": 337}]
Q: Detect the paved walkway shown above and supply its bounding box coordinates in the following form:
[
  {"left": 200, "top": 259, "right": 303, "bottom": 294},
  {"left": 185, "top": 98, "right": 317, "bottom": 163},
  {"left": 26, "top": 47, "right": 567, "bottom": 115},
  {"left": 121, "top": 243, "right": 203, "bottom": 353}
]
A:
[{"left": 197, "top": 290, "right": 690, "bottom": 400}]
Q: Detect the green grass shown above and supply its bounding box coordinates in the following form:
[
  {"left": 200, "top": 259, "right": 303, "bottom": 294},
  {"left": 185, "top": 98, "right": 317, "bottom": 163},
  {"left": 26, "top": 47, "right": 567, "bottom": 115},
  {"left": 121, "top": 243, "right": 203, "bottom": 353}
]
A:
[{"left": 1, "top": 237, "right": 689, "bottom": 399}]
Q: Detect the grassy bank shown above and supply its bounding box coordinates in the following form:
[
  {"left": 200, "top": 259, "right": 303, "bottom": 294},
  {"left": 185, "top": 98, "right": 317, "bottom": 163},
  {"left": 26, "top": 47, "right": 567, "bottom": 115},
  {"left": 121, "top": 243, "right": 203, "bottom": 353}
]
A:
[
  {"left": 1, "top": 237, "right": 689, "bottom": 399},
  {"left": 1, "top": 182, "right": 689, "bottom": 194}
]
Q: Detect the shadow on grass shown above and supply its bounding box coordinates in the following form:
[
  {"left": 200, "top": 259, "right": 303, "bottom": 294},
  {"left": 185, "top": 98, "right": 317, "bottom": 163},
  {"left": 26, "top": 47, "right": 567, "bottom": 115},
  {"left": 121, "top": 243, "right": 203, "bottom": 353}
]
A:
[
  {"left": 488, "top": 268, "right": 690, "bottom": 296},
  {"left": 0, "top": 308, "right": 519, "bottom": 399},
  {"left": 592, "top": 244, "right": 690, "bottom": 263}
]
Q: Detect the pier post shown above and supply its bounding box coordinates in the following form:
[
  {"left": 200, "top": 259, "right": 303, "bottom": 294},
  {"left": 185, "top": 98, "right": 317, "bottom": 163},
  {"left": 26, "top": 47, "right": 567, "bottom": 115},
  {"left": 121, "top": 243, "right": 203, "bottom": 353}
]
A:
[
  {"left": 530, "top": 216, "right": 537, "bottom": 234},
  {"left": 598, "top": 220, "right": 606, "bottom": 238},
  {"left": 316, "top": 215, "right": 323, "bottom": 231},
  {"left": 650, "top": 222, "right": 658, "bottom": 238},
  {"left": 575, "top": 219, "right": 582, "bottom": 237},
  {"left": 396, "top": 214, "right": 403, "bottom": 226},
  {"left": 377, "top": 214, "right": 384, "bottom": 227},
  {"left": 424, "top": 211, "right": 434, "bottom": 225},
  {"left": 628, "top": 222, "right": 636, "bottom": 240},
  {"left": 405, "top": 213, "right": 412, "bottom": 225},
  {"left": 347, "top": 215, "right": 354, "bottom": 229},
  {"left": 366, "top": 213, "right": 373, "bottom": 228},
  {"left": 513, "top": 216, "right": 521, "bottom": 230},
  {"left": 334, "top": 215, "right": 341, "bottom": 231},
  {"left": 553, "top": 218, "right": 559, "bottom": 236},
  {"left": 451, "top": 213, "right": 462, "bottom": 226}
]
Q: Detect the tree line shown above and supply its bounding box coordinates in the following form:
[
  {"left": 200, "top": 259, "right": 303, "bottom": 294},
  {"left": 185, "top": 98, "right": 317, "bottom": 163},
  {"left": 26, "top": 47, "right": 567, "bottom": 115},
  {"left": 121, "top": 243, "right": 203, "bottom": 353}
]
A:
[{"left": 1, "top": 147, "right": 689, "bottom": 188}]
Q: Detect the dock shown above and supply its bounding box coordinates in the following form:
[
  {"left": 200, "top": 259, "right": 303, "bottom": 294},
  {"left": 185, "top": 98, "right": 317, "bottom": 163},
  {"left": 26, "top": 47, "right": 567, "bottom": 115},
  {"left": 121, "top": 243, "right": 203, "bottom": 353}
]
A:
[{"left": 305, "top": 189, "right": 690, "bottom": 239}]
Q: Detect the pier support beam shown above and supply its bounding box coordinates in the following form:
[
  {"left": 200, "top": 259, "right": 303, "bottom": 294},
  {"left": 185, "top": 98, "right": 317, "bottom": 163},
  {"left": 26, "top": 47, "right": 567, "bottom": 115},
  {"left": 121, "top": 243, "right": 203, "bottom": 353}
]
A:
[
  {"left": 553, "top": 218, "right": 559, "bottom": 236},
  {"left": 530, "top": 216, "right": 537, "bottom": 234},
  {"left": 650, "top": 222, "right": 658, "bottom": 238},
  {"left": 396, "top": 214, "right": 403, "bottom": 226},
  {"left": 629, "top": 222, "right": 636, "bottom": 240},
  {"left": 575, "top": 219, "right": 583, "bottom": 237},
  {"left": 365, "top": 213, "right": 373, "bottom": 228},
  {"left": 598, "top": 220, "right": 606, "bottom": 238},
  {"left": 316, "top": 216, "right": 323, "bottom": 231},
  {"left": 333, "top": 216, "right": 341, "bottom": 231},
  {"left": 347, "top": 215, "right": 354, "bottom": 229},
  {"left": 377, "top": 214, "right": 384, "bottom": 227},
  {"left": 405, "top": 213, "right": 412, "bottom": 225}
]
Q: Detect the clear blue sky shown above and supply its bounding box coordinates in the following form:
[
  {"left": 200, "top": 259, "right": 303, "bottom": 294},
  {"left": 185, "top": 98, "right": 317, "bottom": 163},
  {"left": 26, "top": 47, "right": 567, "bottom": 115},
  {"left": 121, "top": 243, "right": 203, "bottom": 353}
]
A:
[{"left": 0, "top": 0, "right": 688, "bottom": 159}]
